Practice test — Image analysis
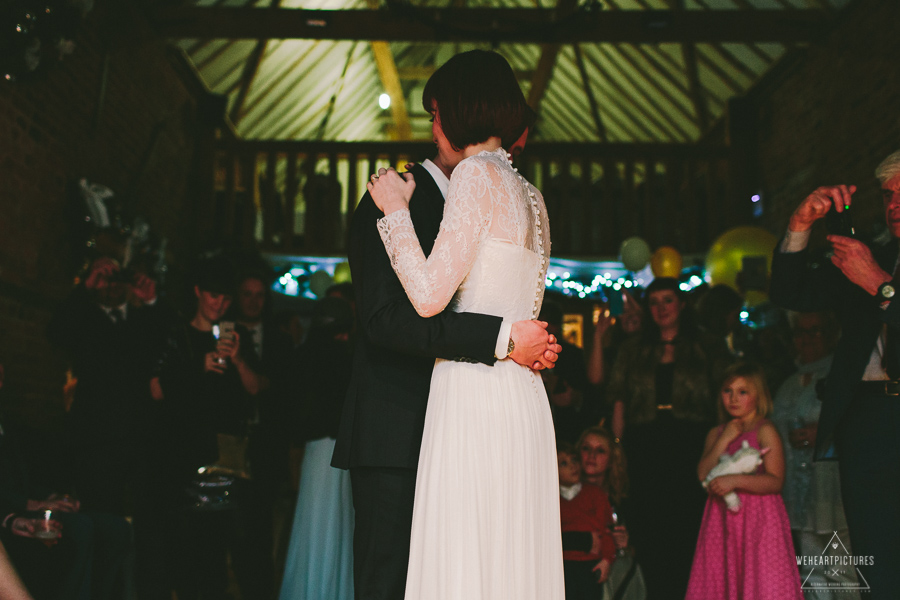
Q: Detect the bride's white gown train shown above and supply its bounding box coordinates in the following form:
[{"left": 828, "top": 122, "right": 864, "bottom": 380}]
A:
[{"left": 377, "top": 147, "right": 564, "bottom": 600}]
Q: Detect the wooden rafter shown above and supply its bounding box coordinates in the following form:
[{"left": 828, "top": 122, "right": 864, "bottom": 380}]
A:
[
  {"left": 534, "top": 50, "right": 634, "bottom": 140},
  {"left": 316, "top": 42, "right": 358, "bottom": 141},
  {"left": 581, "top": 48, "right": 679, "bottom": 141},
  {"left": 229, "top": 0, "right": 282, "bottom": 127},
  {"left": 229, "top": 0, "right": 281, "bottom": 125},
  {"left": 666, "top": 0, "right": 709, "bottom": 133},
  {"left": 183, "top": 0, "right": 243, "bottom": 58},
  {"left": 367, "top": 0, "right": 410, "bottom": 140},
  {"left": 612, "top": 44, "right": 697, "bottom": 130},
  {"left": 693, "top": 44, "right": 744, "bottom": 94},
  {"left": 555, "top": 49, "right": 652, "bottom": 141},
  {"left": 151, "top": 7, "right": 830, "bottom": 43},
  {"left": 370, "top": 43, "right": 410, "bottom": 139},
  {"left": 602, "top": 0, "right": 723, "bottom": 118},
  {"left": 398, "top": 65, "right": 435, "bottom": 79},
  {"left": 681, "top": 42, "right": 710, "bottom": 132},
  {"left": 527, "top": 0, "right": 579, "bottom": 112},
  {"left": 596, "top": 45, "right": 694, "bottom": 140},
  {"left": 240, "top": 42, "right": 322, "bottom": 137},
  {"left": 692, "top": 0, "right": 776, "bottom": 73},
  {"left": 573, "top": 44, "right": 606, "bottom": 142},
  {"left": 195, "top": 40, "right": 237, "bottom": 72}
]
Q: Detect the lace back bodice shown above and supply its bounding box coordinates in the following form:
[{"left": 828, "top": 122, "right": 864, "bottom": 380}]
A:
[{"left": 377, "top": 147, "right": 550, "bottom": 320}]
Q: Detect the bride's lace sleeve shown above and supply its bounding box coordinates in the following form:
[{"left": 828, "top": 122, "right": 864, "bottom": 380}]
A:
[{"left": 376, "top": 157, "right": 496, "bottom": 317}]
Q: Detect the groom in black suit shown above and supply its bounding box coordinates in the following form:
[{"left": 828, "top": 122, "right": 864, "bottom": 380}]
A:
[
  {"left": 770, "top": 150, "right": 900, "bottom": 600},
  {"left": 332, "top": 115, "right": 558, "bottom": 599}
]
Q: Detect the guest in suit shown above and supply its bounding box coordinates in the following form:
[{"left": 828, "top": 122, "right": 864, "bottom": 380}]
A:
[
  {"left": 331, "top": 113, "right": 561, "bottom": 599},
  {"left": 770, "top": 149, "right": 900, "bottom": 600},
  {"left": 47, "top": 256, "right": 165, "bottom": 515},
  {"left": 0, "top": 363, "right": 132, "bottom": 600},
  {"left": 230, "top": 270, "right": 295, "bottom": 599}
]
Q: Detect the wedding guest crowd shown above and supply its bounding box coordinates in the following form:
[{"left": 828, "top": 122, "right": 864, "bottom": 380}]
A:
[{"left": 10, "top": 148, "right": 900, "bottom": 600}]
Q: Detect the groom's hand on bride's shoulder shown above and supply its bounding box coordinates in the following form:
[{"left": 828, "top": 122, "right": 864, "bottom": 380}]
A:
[{"left": 509, "top": 320, "right": 562, "bottom": 371}]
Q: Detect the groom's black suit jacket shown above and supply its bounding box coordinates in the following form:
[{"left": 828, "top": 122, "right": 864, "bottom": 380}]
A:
[
  {"left": 770, "top": 237, "right": 900, "bottom": 459},
  {"left": 331, "top": 163, "right": 503, "bottom": 471}
]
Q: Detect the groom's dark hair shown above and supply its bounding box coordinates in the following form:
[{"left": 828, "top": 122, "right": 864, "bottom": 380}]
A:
[{"left": 423, "top": 50, "right": 536, "bottom": 151}]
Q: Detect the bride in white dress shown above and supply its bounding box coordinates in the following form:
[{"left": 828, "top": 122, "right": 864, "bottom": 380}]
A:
[{"left": 368, "top": 50, "right": 564, "bottom": 600}]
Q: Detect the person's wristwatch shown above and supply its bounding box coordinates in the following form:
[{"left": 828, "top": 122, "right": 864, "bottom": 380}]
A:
[
  {"left": 507, "top": 336, "right": 515, "bottom": 357},
  {"left": 877, "top": 281, "right": 896, "bottom": 301}
]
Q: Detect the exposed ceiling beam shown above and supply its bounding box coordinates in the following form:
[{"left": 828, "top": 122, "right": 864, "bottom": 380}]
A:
[
  {"left": 316, "top": 42, "right": 358, "bottom": 140},
  {"left": 150, "top": 7, "right": 829, "bottom": 43},
  {"left": 230, "top": 0, "right": 282, "bottom": 126},
  {"left": 241, "top": 42, "right": 322, "bottom": 137},
  {"left": 669, "top": 0, "right": 710, "bottom": 133},
  {"left": 397, "top": 65, "right": 533, "bottom": 80},
  {"left": 525, "top": 0, "right": 578, "bottom": 112},
  {"left": 365, "top": 0, "right": 410, "bottom": 141},
  {"left": 398, "top": 65, "right": 436, "bottom": 79},
  {"left": 681, "top": 43, "right": 710, "bottom": 132},
  {"left": 573, "top": 44, "right": 606, "bottom": 143},
  {"left": 371, "top": 43, "right": 410, "bottom": 140},
  {"left": 596, "top": 45, "right": 693, "bottom": 140},
  {"left": 581, "top": 47, "right": 678, "bottom": 141}
]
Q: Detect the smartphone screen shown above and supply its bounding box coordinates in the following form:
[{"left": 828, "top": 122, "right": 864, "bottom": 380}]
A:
[{"left": 608, "top": 290, "right": 624, "bottom": 316}]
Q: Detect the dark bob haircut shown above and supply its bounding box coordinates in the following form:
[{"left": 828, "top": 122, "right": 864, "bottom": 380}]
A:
[{"left": 422, "top": 50, "right": 536, "bottom": 151}]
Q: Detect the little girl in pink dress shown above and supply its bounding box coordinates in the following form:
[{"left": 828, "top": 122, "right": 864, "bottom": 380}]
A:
[{"left": 686, "top": 362, "right": 803, "bottom": 600}]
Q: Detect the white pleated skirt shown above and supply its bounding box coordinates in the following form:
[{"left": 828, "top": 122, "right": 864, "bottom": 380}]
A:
[{"left": 404, "top": 359, "right": 565, "bottom": 600}]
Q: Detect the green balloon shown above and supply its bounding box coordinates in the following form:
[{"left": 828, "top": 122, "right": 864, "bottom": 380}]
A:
[{"left": 619, "top": 237, "right": 652, "bottom": 272}]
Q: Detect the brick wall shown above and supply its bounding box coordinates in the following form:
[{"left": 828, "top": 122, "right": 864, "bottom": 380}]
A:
[
  {"left": 0, "top": 1, "right": 209, "bottom": 428},
  {"left": 750, "top": 0, "right": 900, "bottom": 237}
]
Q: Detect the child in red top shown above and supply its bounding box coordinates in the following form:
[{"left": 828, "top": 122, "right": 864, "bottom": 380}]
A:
[{"left": 558, "top": 443, "right": 616, "bottom": 600}]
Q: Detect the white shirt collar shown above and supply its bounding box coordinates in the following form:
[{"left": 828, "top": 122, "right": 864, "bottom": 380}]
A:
[
  {"left": 421, "top": 159, "right": 449, "bottom": 199},
  {"left": 560, "top": 482, "right": 582, "bottom": 501}
]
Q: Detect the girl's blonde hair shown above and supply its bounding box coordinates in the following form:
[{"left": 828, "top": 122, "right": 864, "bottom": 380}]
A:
[
  {"left": 575, "top": 426, "right": 629, "bottom": 505},
  {"left": 718, "top": 361, "right": 772, "bottom": 422}
]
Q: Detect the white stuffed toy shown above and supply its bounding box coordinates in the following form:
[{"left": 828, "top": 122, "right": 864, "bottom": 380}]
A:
[{"left": 702, "top": 440, "right": 769, "bottom": 513}]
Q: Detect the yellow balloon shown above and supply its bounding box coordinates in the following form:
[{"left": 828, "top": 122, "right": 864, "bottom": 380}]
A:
[
  {"left": 650, "top": 246, "right": 683, "bottom": 278},
  {"left": 333, "top": 261, "right": 352, "bottom": 284},
  {"left": 705, "top": 226, "right": 778, "bottom": 305}
]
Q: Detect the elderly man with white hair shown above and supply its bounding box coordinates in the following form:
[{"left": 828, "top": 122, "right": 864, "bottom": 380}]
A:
[{"left": 769, "top": 149, "right": 900, "bottom": 600}]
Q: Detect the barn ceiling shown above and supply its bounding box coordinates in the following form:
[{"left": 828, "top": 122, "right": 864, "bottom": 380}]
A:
[{"left": 152, "top": 0, "right": 850, "bottom": 143}]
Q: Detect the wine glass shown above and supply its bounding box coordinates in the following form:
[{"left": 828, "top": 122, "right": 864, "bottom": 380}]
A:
[{"left": 609, "top": 509, "right": 627, "bottom": 557}]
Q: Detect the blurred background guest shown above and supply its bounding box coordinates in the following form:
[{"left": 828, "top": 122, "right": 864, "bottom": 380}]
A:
[
  {"left": 0, "top": 362, "right": 132, "bottom": 600},
  {"left": 230, "top": 268, "right": 295, "bottom": 599},
  {"left": 575, "top": 426, "right": 645, "bottom": 600},
  {"left": 540, "top": 302, "right": 591, "bottom": 443},
  {"left": 696, "top": 284, "right": 744, "bottom": 358},
  {"left": 279, "top": 296, "right": 355, "bottom": 600},
  {"left": 46, "top": 256, "right": 165, "bottom": 516},
  {"left": 772, "top": 311, "right": 858, "bottom": 598},
  {"left": 608, "top": 277, "right": 727, "bottom": 600},
  {"left": 151, "top": 257, "right": 262, "bottom": 600},
  {"left": 587, "top": 292, "right": 643, "bottom": 425}
]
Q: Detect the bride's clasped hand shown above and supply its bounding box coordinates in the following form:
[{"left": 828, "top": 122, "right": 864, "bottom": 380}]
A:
[{"left": 368, "top": 166, "right": 416, "bottom": 215}]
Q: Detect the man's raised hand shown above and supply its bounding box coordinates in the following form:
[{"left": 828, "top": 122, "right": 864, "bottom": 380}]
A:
[
  {"left": 509, "top": 320, "right": 562, "bottom": 371},
  {"left": 789, "top": 185, "right": 857, "bottom": 232}
]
